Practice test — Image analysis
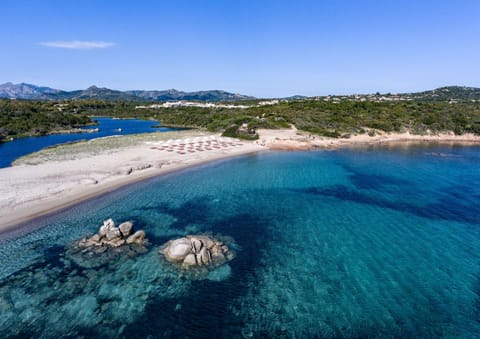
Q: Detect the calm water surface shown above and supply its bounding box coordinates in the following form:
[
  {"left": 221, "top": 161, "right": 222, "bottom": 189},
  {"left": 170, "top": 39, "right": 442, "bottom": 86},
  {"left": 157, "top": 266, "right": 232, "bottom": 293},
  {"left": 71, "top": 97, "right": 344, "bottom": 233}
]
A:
[
  {"left": 0, "top": 117, "right": 177, "bottom": 168},
  {"left": 0, "top": 144, "right": 479, "bottom": 337}
]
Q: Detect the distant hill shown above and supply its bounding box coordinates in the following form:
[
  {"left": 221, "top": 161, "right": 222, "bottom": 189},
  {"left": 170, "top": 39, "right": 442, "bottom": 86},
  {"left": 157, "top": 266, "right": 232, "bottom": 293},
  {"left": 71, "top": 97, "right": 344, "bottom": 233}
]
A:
[
  {"left": 313, "top": 86, "right": 480, "bottom": 104},
  {"left": 125, "top": 89, "right": 254, "bottom": 102},
  {"left": 0, "top": 83, "right": 255, "bottom": 102},
  {"left": 0, "top": 82, "right": 64, "bottom": 99},
  {"left": 283, "top": 95, "right": 308, "bottom": 100},
  {"left": 74, "top": 86, "right": 139, "bottom": 101},
  {"left": 1, "top": 82, "right": 480, "bottom": 102},
  {"left": 406, "top": 86, "right": 480, "bottom": 102}
]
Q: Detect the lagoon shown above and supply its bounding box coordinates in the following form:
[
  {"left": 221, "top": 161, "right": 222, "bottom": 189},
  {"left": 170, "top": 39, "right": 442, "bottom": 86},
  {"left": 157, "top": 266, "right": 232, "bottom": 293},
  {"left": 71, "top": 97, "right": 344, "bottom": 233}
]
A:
[
  {"left": 0, "top": 117, "right": 177, "bottom": 168},
  {"left": 0, "top": 145, "right": 480, "bottom": 337}
]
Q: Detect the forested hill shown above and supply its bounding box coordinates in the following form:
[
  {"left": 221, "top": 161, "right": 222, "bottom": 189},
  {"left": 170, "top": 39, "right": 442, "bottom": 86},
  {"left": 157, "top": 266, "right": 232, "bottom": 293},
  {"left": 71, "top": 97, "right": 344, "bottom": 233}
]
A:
[
  {"left": 315, "top": 86, "right": 480, "bottom": 103},
  {"left": 0, "top": 100, "right": 92, "bottom": 141},
  {"left": 2, "top": 96, "right": 480, "bottom": 142},
  {"left": 406, "top": 86, "right": 480, "bottom": 102}
]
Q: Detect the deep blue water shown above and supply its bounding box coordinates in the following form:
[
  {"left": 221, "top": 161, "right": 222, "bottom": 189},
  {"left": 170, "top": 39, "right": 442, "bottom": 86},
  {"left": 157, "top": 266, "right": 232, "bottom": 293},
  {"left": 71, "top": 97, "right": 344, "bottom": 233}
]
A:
[
  {"left": 0, "top": 117, "right": 177, "bottom": 168},
  {"left": 1, "top": 144, "right": 480, "bottom": 337}
]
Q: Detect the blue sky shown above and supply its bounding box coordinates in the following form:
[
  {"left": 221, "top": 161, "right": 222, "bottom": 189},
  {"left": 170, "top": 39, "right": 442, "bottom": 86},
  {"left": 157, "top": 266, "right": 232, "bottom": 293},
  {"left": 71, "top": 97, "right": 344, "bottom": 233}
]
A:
[{"left": 1, "top": 0, "right": 479, "bottom": 97}]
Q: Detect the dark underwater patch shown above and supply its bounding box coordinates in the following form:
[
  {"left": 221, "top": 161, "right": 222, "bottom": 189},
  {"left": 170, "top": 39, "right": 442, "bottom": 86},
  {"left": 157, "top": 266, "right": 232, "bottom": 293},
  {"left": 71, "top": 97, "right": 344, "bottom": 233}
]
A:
[
  {"left": 343, "top": 164, "right": 412, "bottom": 191},
  {"left": 122, "top": 212, "right": 272, "bottom": 337},
  {"left": 136, "top": 195, "right": 215, "bottom": 233},
  {"left": 294, "top": 184, "right": 480, "bottom": 224}
]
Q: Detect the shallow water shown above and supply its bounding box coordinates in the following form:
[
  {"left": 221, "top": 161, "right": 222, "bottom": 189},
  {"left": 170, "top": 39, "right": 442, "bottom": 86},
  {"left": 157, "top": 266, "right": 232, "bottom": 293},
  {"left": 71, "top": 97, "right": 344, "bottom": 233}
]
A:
[
  {"left": 1, "top": 144, "right": 480, "bottom": 337},
  {"left": 0, "top": 117, "right": 178, "bottom": 168}
]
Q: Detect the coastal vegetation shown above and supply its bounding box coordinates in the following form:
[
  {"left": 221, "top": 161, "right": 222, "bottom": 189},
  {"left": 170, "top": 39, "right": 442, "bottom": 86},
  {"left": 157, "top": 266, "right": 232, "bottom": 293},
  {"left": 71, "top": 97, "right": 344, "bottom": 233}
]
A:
[
  {"left": 2, "top": 91, "right": 480, "bottom": 142},
  {"left": 0, "top": 99, "right": 92, "bottom": 141}
]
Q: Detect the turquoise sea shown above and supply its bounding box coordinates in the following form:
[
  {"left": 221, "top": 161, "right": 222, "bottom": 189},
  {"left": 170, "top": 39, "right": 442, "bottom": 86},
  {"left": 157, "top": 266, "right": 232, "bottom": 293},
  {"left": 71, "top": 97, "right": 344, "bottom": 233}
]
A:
[{"left": 1, "top": 144, "right": 480, "bottom": 337}]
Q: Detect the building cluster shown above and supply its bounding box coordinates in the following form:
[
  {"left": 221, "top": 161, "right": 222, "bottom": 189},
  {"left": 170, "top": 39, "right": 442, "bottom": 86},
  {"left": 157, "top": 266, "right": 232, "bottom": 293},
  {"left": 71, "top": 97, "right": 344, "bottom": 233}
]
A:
[
  {"left": 135, "top": 99, "right": 280, "bottom": 110},
  {"left": 318, "top": 94, "right": 414, "bottom": 103}
]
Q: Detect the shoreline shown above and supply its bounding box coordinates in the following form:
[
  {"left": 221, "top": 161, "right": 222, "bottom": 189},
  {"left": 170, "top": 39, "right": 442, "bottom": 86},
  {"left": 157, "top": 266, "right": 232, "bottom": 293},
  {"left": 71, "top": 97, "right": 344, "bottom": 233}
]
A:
[
  {"left": 0, "top": 132, "right": 263, "bottom": 234},
  {"left": 257, "top": 128, "right": 480, "bottom": 150},
  {"left": 0, "top": 149, "right": 262, "bottom": 238},
  {"left": 1, "top": 128, "right": 480, "bottom": 236}
]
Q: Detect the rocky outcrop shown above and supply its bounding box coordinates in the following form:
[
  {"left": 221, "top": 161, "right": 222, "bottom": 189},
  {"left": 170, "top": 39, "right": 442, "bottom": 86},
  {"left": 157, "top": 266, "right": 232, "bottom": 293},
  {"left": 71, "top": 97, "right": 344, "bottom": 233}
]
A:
[
  {"left": 126, "top": 230, "right": 146, "bottom": 245},
  {"left": 160, "top": 235, "right": 233, "bottom": 269},
  {"left": 67, "top": 219, "right": 149, "bottom": 269},
  {"left": 119, "top": 221, "right": 133, "bottom": 237},
  {"left": 78, "top": 219, "right": 148, "bottom": 249}
]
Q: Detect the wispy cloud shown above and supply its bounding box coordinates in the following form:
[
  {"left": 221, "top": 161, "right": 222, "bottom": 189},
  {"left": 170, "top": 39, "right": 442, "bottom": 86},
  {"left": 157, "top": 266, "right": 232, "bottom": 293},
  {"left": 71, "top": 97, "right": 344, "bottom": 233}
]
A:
[{"left": 38, "top": 40, "right": 116, "bottom": 49}]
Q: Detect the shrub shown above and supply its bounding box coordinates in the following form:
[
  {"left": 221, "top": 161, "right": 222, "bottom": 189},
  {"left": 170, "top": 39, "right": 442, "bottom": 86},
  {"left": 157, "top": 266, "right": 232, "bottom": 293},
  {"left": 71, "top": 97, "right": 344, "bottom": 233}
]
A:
[{"left": 221, "top": 124, "right": 259, "bottom": 140}]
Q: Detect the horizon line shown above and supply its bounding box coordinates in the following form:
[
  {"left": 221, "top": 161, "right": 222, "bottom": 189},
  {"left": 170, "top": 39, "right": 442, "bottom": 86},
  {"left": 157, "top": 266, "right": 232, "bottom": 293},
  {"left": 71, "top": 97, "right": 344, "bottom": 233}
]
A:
[{"left": 1, "top": 81, "right": 479, "bottom": 99}]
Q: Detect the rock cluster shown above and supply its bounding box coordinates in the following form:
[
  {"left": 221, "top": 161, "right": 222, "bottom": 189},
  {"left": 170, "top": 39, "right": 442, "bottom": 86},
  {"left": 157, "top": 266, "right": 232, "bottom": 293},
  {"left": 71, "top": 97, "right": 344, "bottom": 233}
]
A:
[
  {"left": 78, "top": 218, "right": 147, "bottom": 249},
  {"left": 160, "top": 235, "right": 233, "bottom": 268}
]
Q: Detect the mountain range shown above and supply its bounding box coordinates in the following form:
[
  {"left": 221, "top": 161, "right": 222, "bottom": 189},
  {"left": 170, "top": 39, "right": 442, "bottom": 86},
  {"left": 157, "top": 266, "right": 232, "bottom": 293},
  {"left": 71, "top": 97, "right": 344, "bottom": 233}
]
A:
[
  {"left": 1, "top": 82, "right": 480, "bottom": 102},
  {"left": 0, "top": 83, "right": 255, "bottom": 102}
]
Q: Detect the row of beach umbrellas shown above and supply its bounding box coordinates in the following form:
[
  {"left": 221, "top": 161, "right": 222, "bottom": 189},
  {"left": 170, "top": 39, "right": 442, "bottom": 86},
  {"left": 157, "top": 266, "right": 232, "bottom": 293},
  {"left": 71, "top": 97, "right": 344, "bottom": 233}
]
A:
[{"left": 148, "top": 136, "right": 243, "bottom": 154}]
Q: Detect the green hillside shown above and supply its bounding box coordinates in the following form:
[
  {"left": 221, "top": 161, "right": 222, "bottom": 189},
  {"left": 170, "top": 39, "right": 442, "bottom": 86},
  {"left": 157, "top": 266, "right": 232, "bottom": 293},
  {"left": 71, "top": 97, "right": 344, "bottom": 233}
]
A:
[{"left": 2, "top": 86, "right": 480, "bottom": 142}]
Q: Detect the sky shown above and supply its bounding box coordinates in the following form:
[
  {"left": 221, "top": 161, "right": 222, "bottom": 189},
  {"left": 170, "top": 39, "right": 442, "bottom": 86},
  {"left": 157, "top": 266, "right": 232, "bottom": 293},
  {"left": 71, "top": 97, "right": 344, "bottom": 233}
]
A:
[{"left": 1, "top": 0, "right": 479, "bottom": 97}]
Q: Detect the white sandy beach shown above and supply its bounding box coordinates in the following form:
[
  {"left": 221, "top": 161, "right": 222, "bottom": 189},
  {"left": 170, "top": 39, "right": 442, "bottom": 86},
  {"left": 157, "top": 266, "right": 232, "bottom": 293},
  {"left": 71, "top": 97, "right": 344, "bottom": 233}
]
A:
[
  {"left": 0, "top": 132, "right": 263, "bottom": 232},
  {"left": 1, "top": 127, "right": 480, "bottom": 233}
]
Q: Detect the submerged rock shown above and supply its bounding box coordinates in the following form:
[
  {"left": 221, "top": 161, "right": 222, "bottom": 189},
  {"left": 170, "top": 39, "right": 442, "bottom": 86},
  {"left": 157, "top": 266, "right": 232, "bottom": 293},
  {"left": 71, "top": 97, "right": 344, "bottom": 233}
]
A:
[
  {"left": 160, "top": 235, "right": 234, "bottom": 270},
  {"left": 206, "top": 264, "right": 232, "bottom": 282}
]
